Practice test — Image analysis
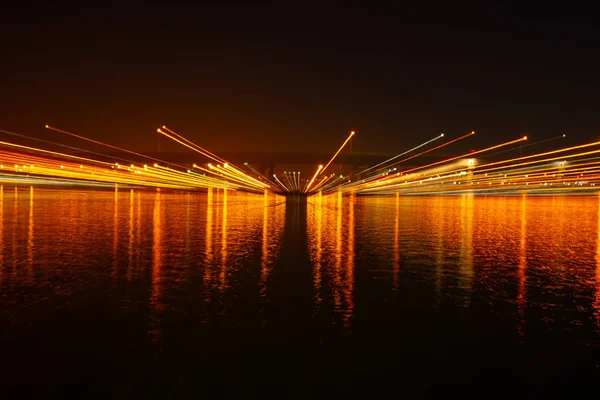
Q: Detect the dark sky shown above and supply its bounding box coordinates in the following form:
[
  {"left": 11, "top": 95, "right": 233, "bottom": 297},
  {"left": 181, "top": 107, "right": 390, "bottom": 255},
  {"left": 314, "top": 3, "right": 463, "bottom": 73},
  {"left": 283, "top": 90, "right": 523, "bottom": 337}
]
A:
[{"left": 2, "top": 2, "right": 599, "bottom": 155}]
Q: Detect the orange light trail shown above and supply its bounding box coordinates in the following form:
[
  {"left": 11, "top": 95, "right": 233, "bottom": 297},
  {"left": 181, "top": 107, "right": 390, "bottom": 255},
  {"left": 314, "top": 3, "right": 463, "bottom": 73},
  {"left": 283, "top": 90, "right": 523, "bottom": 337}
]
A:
[
  {"left": 348, "top": 147, "right": 600, "bottom": 196},
  {"left": 161, "top": 126, "right": 227, "bottom": 164},
  {"left": 362, "top": 131, "right": 475, "bottom": 179},
  {"left": 0, "top": 132, "right": 246, "bottom": 191},
  {"left": 313, "top": 174, "right": 339, "bottom": 192},
  {"left": 357, "top": 132, "right": 446, "bottom": 176},
  {"left": 4, "top": 125, "right": 600, "bottom": 197},
  {"left": 305, "top": 164, "right": 323, "bottom": 193},
  {"left": 320, "top": 131, "right": 355, "bottom": 177},
  {"left": 400, "top": 132, "right": 521, "bottom": 176},
  {"left": 158, "top": 127, "right": 225, "bottom": 165},
  {"left": 273, "top": 174, "right": 290, "bottom": 192},
  {"left": 157, "top": 126, "right": 268, "bottom": 191},
  {"left": 46, "top": 125, "right": 184, "bottom": 169}
]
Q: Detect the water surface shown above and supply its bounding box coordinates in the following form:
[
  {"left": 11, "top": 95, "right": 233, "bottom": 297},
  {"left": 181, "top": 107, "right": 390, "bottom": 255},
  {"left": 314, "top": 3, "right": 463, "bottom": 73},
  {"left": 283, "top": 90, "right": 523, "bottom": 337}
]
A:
[{"left": 1, "top": 187, "right": 599, "bottom": 395}]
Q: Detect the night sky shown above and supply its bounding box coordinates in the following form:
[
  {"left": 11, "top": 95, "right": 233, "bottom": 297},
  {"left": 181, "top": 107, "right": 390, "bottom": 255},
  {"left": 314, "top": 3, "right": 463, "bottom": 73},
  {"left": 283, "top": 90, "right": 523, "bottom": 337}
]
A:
[{"left": 2, "top": 2, "right": 599, "bottom": 155}]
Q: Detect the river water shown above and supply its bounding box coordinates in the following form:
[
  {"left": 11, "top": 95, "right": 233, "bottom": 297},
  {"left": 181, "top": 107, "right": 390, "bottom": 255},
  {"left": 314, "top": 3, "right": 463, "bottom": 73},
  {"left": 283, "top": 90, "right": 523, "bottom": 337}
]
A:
[{"left": 1, "top": 187, "right": 599, "bottom": 395}]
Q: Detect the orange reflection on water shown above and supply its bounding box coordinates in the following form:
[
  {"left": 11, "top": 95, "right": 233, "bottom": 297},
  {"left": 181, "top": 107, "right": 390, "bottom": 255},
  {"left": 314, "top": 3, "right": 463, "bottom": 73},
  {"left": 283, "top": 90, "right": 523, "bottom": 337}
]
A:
[
  {"left": 0, "top": 187, "right": 597, "bottom": 348},
  {"left": 113, "top": 186, "right": 118, "bottom": 277},
  {"left": 333, "top": 191, "right": 343, "bottom": 311},
  {"left": 307, "top": 192, "right": 355, "bottom": 325},
  {"left": 203, "top": 187, "right": 215, "bottom": 299},
  {"left": 205, "top": 187, "right": 214, "bottom": 266},
  {"left": 0, "top": 185, "right": 3, "bottom": 273},
  {"left": 27, "top": 186, "right": 34, "bottom": 275},
  {"left": 185, "top": 192, "right": 191, "bottom": 257},
  {"left": 127, "top": 189, "right": 134, "bottom": 279},
  {"left": 152, "top": 191, "right": 162, "bottom": 286},
  {"left": 596, "top": 194, "right": 600, "bottom": 333},
  {"left": 12, "top": 187, "right": 17, "bottom": 272},
  {"left": 393, "top": 192, "right": 400, "bottom": 290},
  {"left": 521, "top": 196, "right": 598, "bottom": 332},
  {"left": 310, "top": 192, "right": 323, "bottom": 311},
  {"left": 200, "top": 190, "right": 286, "bottom": 314},
  {"left": 260, "top": 190, "right": 269, "bottom": 296},
  {"left": 459, "top": 193, "right": 474, "bottom": 306},
  {"left": 344, "top": 193, "right": 355, "bottom": 325},
  {"left": 220, "top": 188, "right": 228, "bottom": 291},
  {"left": 433, "top": 196, "right": 445, "bottom": 302},
  {"left": 259, "top": 191, "right": 285, "bottom": 308},
  {"left": 517, "top": 194, "right": 527, "bottom": 337},
  {"left": 136, "top": 191, "right": 141, "bottom": 274},
  {"left": 150, "top": 190, "right": 163, "bottom": 341}
]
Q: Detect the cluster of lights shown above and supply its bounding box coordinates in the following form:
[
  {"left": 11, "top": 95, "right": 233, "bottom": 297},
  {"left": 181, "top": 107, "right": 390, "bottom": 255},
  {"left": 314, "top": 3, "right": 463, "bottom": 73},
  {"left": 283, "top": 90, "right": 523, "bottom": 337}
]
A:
[
  {"left": 3, "top": 125, "right": 596, "bottom": 197},
  {"left": 0, "top": 126, "right": 271, "bottom": 192},
  {"left": 314, "top": 132, "right": 600, "bottom": 196}
]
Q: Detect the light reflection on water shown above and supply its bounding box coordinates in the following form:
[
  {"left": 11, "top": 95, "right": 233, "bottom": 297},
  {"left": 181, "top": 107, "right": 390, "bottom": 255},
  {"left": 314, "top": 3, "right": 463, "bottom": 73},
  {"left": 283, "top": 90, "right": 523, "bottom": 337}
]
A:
[
  {"left": 1, "top": 187, "right": 599, "bottom": 389},
  {"left": 307, "top": 191, "right": 355, "bottom": 326},
  {"left": 307, "top": 192, "right": 600, "bottom": 343}
]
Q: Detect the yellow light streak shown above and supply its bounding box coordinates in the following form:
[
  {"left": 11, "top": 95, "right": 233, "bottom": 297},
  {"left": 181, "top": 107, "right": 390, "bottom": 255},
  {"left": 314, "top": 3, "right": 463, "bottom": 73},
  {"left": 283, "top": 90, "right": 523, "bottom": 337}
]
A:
[
  {"left": 305, "top": 164, "right": 323, "bottom": 193},
  {"left": 321, "top": 131, "right": 355, "bottom": 177}
]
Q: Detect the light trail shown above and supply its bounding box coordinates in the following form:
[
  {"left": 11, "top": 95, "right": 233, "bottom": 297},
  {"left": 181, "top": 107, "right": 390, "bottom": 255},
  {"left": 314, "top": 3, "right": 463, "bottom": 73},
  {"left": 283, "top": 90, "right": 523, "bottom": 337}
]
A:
[
  {"left": 1, "top": 130, "right": 242, "bottom": 191},
  {"left": 488, "top": 133, "right": 567, "bottom": 157},
  {"left": 273, "top": 174, "right": 290, "bottom": 192},
  {"left": 157, "top": 126, "right": 268, "bottom": 191},
  {"left": 400, "top": 136, "right": 527, "bottom": 176},
  {"left": 3, "top": 125, "right": 600, "bottom": 197},
  {"left": 357, "top": 133, "right": 445, "bottom": 176},
  {"left": 1, "top": 128, "right": 140, "bottom": 166},
  {"left": 345, "top": 145, "right": 600, "bottom": 196},
  {"left": 283, "top": 172, "right": 294, "bottom": 192},
  {"left": 161, "top": 126, "right": 227, "bottom": 164},
  {"left": 243, "top": 162, "right": 280, "bottom": 190},
  {"left": 304, "top": 164, "right": 323, "bottom": 193},
  {"left": 159, "top": 125, "right": 268, "bottom": 191},
  {"left": 318, "top": 133, "right": 600, "bottom": 196},
  {"left": 472, "top": 140, "right": 600, "bottom": 173},
  {"left": 315, "top": 174, "right": 342, "bottom": 192},
  {"left": 291, "top": 172, "right": 298, "bottom": 192},
  {"left": 330, "top": 131, "right": 477, "bottom": 195},
  {"left": 46, "top": 125, "right": 184, "bottom": 170},
  {"left": 359, "top": 131, "right": 476, "bottom": 180},
  {"left": 320, "top": 131, "right": 355, "bottom": 177},
  {"left": 193, "top": 164, "right": 265, "bottom": 192},
  {"left": 311, "top": 174, "right": 334, "bottom": 193}
]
